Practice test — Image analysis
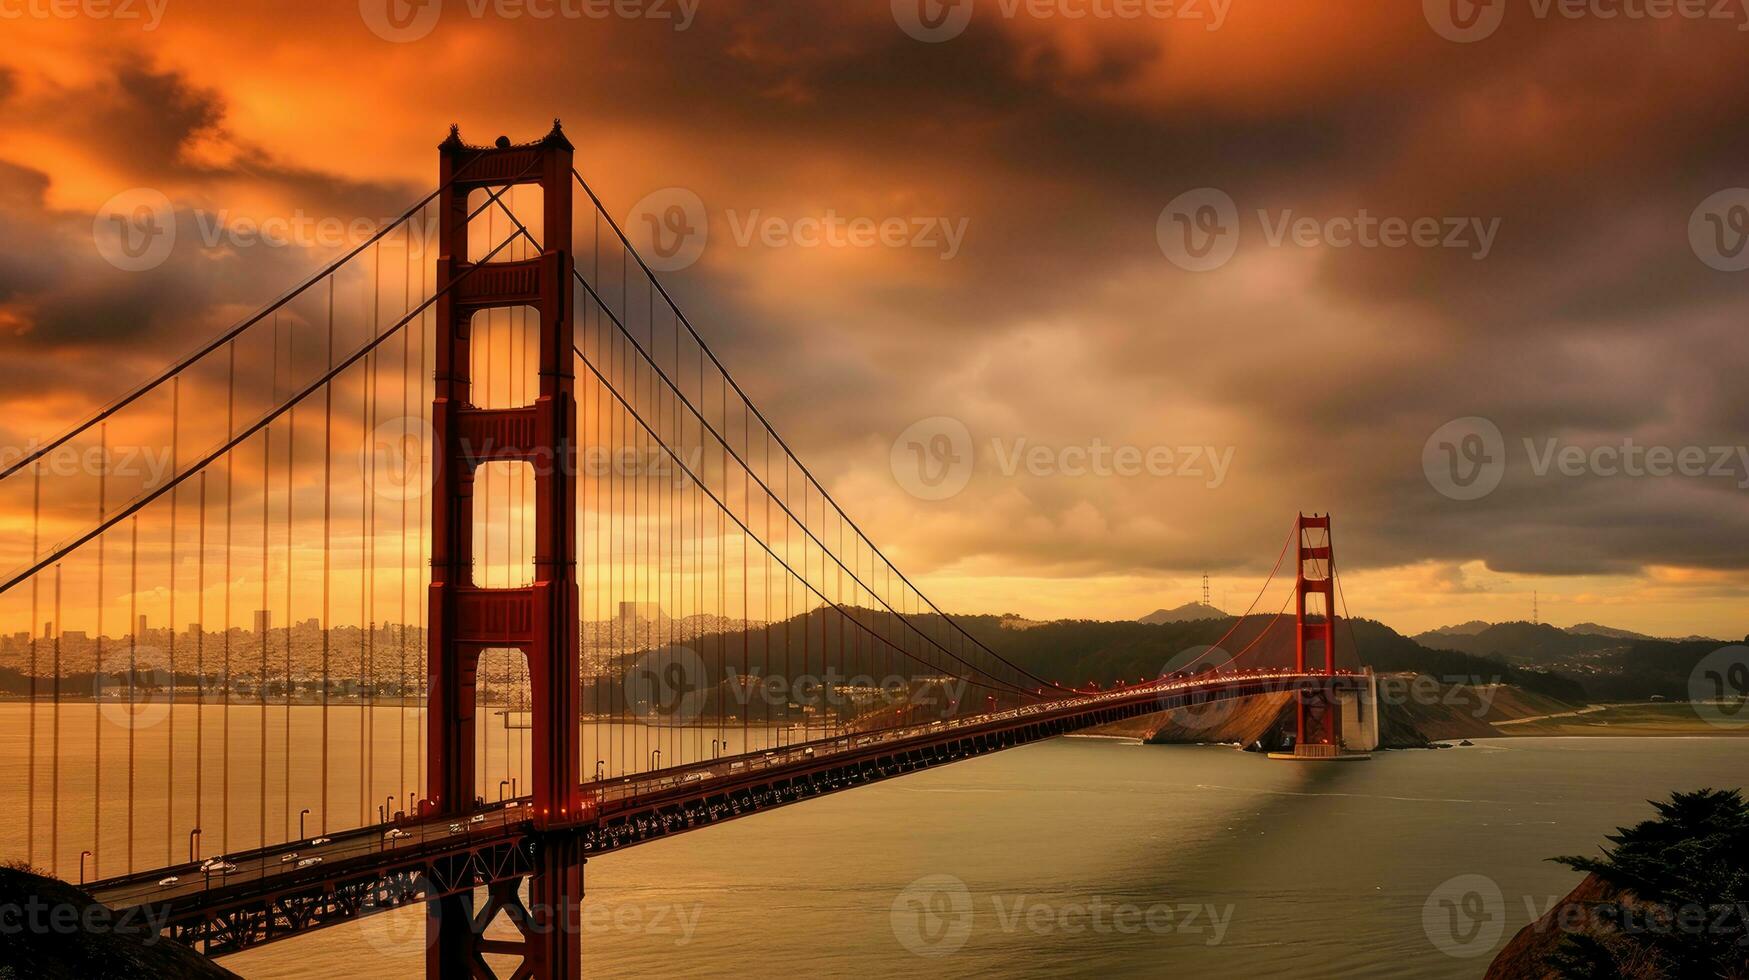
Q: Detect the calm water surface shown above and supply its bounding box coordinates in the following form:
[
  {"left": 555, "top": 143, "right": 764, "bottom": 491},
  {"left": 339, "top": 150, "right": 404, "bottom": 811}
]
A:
[{"left": 210, "top": 735, "right": 1749, "bottom": 979}]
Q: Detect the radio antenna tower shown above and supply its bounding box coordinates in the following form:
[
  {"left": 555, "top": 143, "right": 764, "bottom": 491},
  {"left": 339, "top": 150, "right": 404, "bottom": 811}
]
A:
[{"left": 1202, "top": 572, "right": 1211, "bottom": 607}]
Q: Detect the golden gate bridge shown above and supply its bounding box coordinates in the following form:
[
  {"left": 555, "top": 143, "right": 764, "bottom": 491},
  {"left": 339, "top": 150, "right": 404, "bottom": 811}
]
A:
[{"left": 0, "top": 123, "right": 1372, "bottom": 978}]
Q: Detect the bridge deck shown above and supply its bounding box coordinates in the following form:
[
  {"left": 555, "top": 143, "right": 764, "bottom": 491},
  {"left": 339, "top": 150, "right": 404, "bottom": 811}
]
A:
[{"left": 89, "top": 670, "right": 1368, "bottom": 955}]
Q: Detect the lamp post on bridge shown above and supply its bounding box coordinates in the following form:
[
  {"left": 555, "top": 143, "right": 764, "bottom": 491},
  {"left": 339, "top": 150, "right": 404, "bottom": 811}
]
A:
[
  {"left": 78, "top": 850, "right": 91, "bottom": 885},
  {"left": 189, "top": 827, "right": 201, "bottom": 864},
  {"left": 299, "top": 808, "right": 310, "bottom": 840}
]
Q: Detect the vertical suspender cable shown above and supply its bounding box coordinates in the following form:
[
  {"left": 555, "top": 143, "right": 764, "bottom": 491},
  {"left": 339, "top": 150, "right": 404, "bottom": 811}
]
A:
[
  {"left": 167, "top": 377, "right": 178, "bottom": 865},
  {"left": 52, "top": 564, "right": 61, "bottom": 875},
  {"left": 322, "top": 276, "right": 334, "bottom": 833},
  {"left": 95, "top": 422, "right": 106, "bottom": 878},
  {"left": 128, "top": 514, "right": 138, "bottom": 873},
  {"left": 195, "top": 472, "right": 206, "bottom": 855},
  {"left": 27, "top": 465, "right": 39, "bottom": 867},
  {"left": 262, "top": 326, "right": 274, "bottom": 850},
  {"left": 284, "top": 321, "right": 296, "bottom": 843},
  {"left": 223, "top": 342, "right": 235, "bottom": 856}
]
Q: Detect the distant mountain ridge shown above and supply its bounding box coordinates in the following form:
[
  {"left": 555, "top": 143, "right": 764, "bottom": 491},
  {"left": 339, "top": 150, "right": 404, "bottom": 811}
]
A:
[
  {"left": 1137, "top": 602, "right": 1226, "bottom": 625},
  {"left": 1415, "top": 621, "right": 1622, "bottom": 665},
  {"left": 1564, "top": 622, "right": 1654, "bottom": 641},
  {"left": 1415, "top": 620, "right": 1721, "bottom": 654},
  {"left": 1420, "top": 620, "right": 1493, "bottom": 638}
]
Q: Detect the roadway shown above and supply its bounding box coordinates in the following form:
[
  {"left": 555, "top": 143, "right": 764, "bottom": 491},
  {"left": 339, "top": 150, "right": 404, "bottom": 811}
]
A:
[{"left": 91, "top": 668, "right": 1369, "bottom": 925}]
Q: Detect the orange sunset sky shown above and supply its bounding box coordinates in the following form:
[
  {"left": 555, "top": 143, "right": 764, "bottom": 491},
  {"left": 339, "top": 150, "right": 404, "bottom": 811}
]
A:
[{"left": 1, "top": 0, "right": 1747, "bottom": 640}]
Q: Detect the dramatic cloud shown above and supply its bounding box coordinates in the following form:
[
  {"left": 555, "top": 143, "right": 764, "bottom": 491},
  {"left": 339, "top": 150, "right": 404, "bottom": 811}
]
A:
[{"left": 0, "top": 2, "right": 1745, "bottom": 638}]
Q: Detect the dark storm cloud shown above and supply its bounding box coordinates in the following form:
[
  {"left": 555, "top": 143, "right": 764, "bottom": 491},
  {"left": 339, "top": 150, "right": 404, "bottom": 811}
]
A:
[{"left": 0, "top": 3, "right": 1745, "bottom": 626}]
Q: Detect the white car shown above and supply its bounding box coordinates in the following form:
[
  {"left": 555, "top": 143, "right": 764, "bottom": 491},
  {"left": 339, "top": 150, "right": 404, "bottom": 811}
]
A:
[
  {"left": 384, "top": 829, "right": 411, "bottom": 841},
  {"left": 504, "top": 801, "right": 520, "bottom": 809},
  {"left": 468, "top": 814, "right": 486, "bottom": 824},
  {"left": 279, "top": 853, "right": 299, "bottom": 863},
  {"left": 448, "top": 823, "right": 464, "bottom": 835},
  {"left": 296, "top": 857, "right": 322, "bottom": 869},
  {"left": 158, "top": 876, "right": 179, "bottom": 887},
  {"left": 308, "top": 837, "right": 332, "bottom": 845}
]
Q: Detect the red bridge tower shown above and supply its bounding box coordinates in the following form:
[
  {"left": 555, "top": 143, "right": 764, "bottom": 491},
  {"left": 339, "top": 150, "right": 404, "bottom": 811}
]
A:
[
  {"left": 1294, "top": 513, "right": 1341, "bottom": 754},
  {"left": 426, "top": 122, "right": 584, "bottom": 978}
]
